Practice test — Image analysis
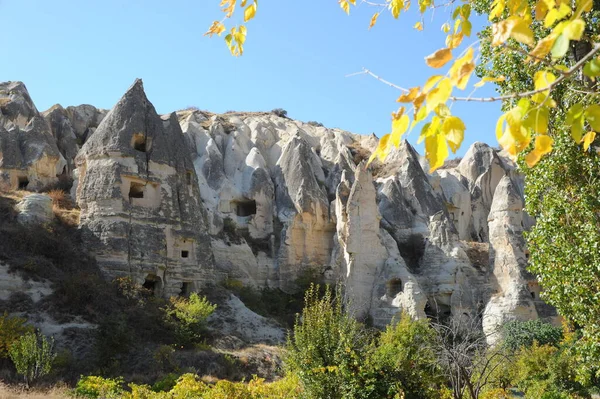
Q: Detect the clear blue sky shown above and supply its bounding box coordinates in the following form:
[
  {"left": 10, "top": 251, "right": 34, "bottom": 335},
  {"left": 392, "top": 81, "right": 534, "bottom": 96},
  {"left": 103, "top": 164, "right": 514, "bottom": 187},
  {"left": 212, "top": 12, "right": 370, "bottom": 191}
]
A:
[{"left": 0, "top": 0, "right": 502, "bottom": 157}]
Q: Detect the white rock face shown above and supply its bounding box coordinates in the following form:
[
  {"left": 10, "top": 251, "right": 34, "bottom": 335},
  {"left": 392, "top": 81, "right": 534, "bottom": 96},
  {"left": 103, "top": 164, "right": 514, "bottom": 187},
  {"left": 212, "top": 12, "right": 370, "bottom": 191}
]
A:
[
  {"left": 0, "top": 79, "right": 556, "bottom": 335},
  {"left": 17, "top": 193, "right": 54, "bottom": 224}
]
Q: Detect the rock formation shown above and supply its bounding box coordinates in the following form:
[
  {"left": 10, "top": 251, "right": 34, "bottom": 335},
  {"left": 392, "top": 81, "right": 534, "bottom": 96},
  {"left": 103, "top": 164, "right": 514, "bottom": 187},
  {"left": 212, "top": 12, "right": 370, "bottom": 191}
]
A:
[
  {"left": 0, "top": 79, "right": 558, "bottom": 336},
  {"left": 74, "top": 80, "right": 215, "bottom": 297}
]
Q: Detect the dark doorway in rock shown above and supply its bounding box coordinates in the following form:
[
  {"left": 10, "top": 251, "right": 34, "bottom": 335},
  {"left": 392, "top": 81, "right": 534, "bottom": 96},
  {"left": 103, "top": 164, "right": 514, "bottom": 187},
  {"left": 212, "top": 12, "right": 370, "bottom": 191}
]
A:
[
  {"left": 180, "top": 282, "right": 192, "bottom": 297},
  {"left": 531, "top": 291, "right": 536, "bottom": 299},
  {"left": 186, "top": 171, "right": 192, "bottom": 185},
  {"left": 386, "top": 278, "right": 403, "bottom": 297},
  {"left": 18, "top": 177, "right": 29, "bottom": 190},
  {"left": 142, "top": 274, "right": 162, "bottom": 296},
  {"left": 397, "top": 234, "right": 426, "bottom": 273},
  {"left": 233, "top": 199, "right": 257, "bottom": 217},
  {"left": 132, "top": 134, "right": 147, "bottom": 152},
  {"left": 129, "top": 182, "right": 145, "bottom": 199},
  {"left": 181, "top": 250, "right": 189, "bottom": 258}
]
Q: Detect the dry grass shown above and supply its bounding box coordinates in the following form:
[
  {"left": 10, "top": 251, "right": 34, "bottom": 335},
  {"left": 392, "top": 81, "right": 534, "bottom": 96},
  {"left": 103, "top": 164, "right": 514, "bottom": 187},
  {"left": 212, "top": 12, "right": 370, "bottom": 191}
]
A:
[
  {"left": 0, "top": 384, "right": 70, "bottom": 399},
  {"left": 47, "top": 190, "right": 73, "bottom": 210}
]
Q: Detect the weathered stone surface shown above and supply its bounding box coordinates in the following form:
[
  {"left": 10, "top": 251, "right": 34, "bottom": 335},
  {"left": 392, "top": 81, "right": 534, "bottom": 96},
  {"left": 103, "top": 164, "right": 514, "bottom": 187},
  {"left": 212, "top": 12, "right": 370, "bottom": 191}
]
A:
[
  {"left": 0, "top": 82, "right": 66, "bottom": 190},
  {"left": 0, "top": 80, "right": 555, "bottom": 338},
  {"left": 17, "top": 193, "right": 54, "bottom": 224},
  {"left": 76, "top": 79, "right": 215, "bottom": 297}
]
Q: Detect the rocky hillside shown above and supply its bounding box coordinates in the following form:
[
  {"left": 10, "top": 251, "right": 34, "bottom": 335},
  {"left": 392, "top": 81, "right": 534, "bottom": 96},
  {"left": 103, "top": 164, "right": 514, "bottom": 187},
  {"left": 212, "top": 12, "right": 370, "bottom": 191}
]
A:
[{"left": 0, "top": 79, "right": 557, "bottom": 341}]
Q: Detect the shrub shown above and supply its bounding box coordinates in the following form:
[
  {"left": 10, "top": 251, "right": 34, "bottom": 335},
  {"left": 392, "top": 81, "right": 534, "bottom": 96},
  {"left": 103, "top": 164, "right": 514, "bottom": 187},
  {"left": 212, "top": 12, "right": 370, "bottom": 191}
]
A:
[
  {"left": 93, "top": 313, "right": 133, "bottom": 371},
  {"left": 285, "top": 284, "right": 371, "bottom": 399},
  {"left": 163, "top": 293, "right": 216, "bottom": 347},
  {"left": 0, "top": 312, "right": 33, "bottom": 358},
  {"left": 307, "top": 121, "right": 324, "bottom": 127},
  {"left": 74, "top": 375, "right": 125, "bottom": 398},
  {"left": 152, "top": 372, "right": 179, "bottom": 392},
  {"left": 8, "top": 331, "right": 56, "bottom": 387},
  {"left": 366, "top": 312, "right": 441, "bottom": 398},
  {"left": 46, "top": 189, "right": 72, "bottom": 209},
  {"left": 271, "top": 108, "right": 288, "bottom": 118},
  {"left": 503, "top": 320, "right": 563, "bottom": 352}
]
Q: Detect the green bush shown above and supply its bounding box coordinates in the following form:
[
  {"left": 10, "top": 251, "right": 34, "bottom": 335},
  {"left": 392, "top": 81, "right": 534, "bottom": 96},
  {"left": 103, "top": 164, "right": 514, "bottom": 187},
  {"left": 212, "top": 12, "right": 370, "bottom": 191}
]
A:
[
  {"left": 74, "top": 375, "right": 125, "bottom": 398},
  {"left": 8, "top": 331, "right": 56, "bottom": 387},
  {"left": 503, "top": 320, "right": 563, "bottom": 352},
  {"left": 366, "top": 312, "right": 441, "bottom": 399},
  {"left": 285, "top": 284, "right": 371, "bottom": 399},
  {"left": 163, "top": 293, "right": 216, "bottom": 347},
  {"left": 0, "top": 312, "right": 33, "bottom": 358}
]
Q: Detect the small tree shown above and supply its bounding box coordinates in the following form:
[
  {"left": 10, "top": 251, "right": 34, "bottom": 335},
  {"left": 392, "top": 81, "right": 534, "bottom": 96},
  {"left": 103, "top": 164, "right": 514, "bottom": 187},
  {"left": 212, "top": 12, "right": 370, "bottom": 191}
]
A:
[
  {"left": 285, "top": 284, "right": 371, "bottom": 399},
  {"left": 9, "top": 331, "right": 56, "bottom": 388},
  {"left": 502, "top": 319, "right": 563, "bottom": 352},
  {"left": 164, "top": 292, "right": 217, "bottom": 347}
]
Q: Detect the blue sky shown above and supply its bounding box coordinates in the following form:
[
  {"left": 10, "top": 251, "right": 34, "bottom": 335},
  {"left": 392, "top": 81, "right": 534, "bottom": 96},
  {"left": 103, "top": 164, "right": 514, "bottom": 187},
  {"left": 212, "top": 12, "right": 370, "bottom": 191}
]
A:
[{"left": 0, "top": 0, "right": 502, "bottom": 157}]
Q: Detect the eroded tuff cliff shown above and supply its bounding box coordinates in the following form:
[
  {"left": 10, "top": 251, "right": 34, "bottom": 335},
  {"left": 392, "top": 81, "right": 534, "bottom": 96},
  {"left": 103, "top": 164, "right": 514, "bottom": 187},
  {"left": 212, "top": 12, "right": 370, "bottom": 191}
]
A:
[{"left": 0, "top": 80, "right": 557, "bottom": 335}]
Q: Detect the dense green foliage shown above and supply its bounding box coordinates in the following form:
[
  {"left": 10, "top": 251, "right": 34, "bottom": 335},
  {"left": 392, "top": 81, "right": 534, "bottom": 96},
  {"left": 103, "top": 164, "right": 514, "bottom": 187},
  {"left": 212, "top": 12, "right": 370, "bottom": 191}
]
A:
[
  {"left": 8, "top": 331, "right": 56, "bottom": 387},
  {"left": 474, "top": 0, "right": 600, "bottom": 374},
  {"left": 503, "top": 319, "right": 563, "bottom": 352}
]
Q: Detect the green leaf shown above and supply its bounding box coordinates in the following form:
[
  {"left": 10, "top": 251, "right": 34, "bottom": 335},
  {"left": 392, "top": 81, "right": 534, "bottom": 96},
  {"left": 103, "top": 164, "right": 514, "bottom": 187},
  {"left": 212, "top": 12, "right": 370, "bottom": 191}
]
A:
[
  {"left": 583, "top": 58, "right": 600, "bottom": 79},
  {"left": 551, "top": 34, "right": 569, "bottom": 59}
]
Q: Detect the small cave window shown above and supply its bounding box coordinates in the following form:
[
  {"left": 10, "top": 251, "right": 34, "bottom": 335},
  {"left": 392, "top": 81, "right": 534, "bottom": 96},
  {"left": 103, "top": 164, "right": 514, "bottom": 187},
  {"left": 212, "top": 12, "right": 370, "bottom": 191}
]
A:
[
  {"left": 129, "top": 182, "right": 145, "bottom": 199},
  {"left": 181, "top": 250, "right": 189, "bottom": 258},
  {"left": 525, "top": 250, "right": 530, "bottom": 260},
  {"left": 233, "top": 199, "right": 257, "bottom": 217},
  {"left": 186, "top": 171, "right": 192, "bottom": 185},
  {"left": 142, "top": 274, "right": 162, "bottom": 296},
  {"left": 180, "top": 282, "right": 192, "bottom": 297},
  {"left": 18, "top": 177, "right": 29, "bottom": 190},
  {"left": 132, "top": 133, "right": 147, "bottom": 152},
  {"left": 531, "top": 291, "right": 536, "bottom": 299},
  {"left": 386, "top": 278, "right": 403, "bottom": 297}
]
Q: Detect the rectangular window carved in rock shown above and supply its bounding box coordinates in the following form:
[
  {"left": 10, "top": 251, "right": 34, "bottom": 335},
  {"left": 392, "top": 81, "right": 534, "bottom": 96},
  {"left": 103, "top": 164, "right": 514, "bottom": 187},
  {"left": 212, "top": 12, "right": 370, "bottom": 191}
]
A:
[
  {"left": 129, "top": 181, "right": 145, "bottom": 199},
  {"left": 181, "top": 250, "right": 189, "bottom": 258}
]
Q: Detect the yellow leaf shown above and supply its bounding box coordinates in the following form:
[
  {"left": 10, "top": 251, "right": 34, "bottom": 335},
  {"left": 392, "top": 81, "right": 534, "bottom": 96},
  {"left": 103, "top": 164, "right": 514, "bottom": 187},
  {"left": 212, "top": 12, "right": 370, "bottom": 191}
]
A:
[
  {"left": 446, "top": 33, "right": 464, "bottom": 49},
  {"left": 531, "top": 71, "right": 557, "bottom": 104},
  {"left": 535, "top": 0, "right": 550, "bottom": 20},
  {"left": 244, "top": 2, "right": 257, "bottom": 22},
  {"left": 426, "top": 78, "right": 452, "bottom": 112},
  {"left": 221, "top": 0, "right": 237, "bottom": 18},
  {"left": 413, "top": 93, "right": 427, "bottom": 112},
  {"left": 368, "top": 134, "right": 392, "bottom": 164},
  {"left": 391, "top": 109, "right": 410, "bottom": 147},
  {"left": 425, "top": 48, "right": 453, "bottom": 68},
  {"left": 582, "top": 131, "right": 596, "bottom": 151},
  {"left": 492, "top": 17, "right": 515, "bottom": 46},
  {"left": 389, "top": 0, "right": 404, "bottom": 18},
  {"left": 511, "top": 19, "right": 535, "bottom": 46},
  {"left": 584, "top": 104, "right": 600, "bottom": 131},
  {"left": 489, "top": 0, "right": 505, "bottom": 20},
  {"left": 205, "top": 21, "right": 226, "bottom": 37},
  {"left": 575, "top": 0, "right": 593, "bottom": 14},
  {"left": 563, "top": 19, "right": 585, "bottom": 40},
  {"left": 525, "top": 135, "right": 554, "bottom": 167},
  {"left": 524, "top": 106, "right": 550, "bottom": 134},
  {"left": 441, "top": 116, "right": 465, "bottom": 153},
  {"left": 529, "top": 35, "right": 558, "bottom": 60},
  {"left": 474, "top": 75, "right": 506, "bottom": 87},
  {"left": 425, "top": 131, "right": 449, "bottom": 172},
  {"left": 414, "top": 21, "right": 423, "bottom": 31},
  {"left": 449, "top": 47, "right": 475, "bottom": 90},
  {"left": 441, "top": 22, "right": 451, "bottom": 33},
  {"left": 423, "top": 75, "right": 444, "bottom": 92},
  {"left": 414, "top": 105, "right": 429, "bottom": 124},
  {"left": 369, "top": 12, "right": 380, "bottom": 29},
  {"left": 339, "top": 0, "right": 350, "bottom": 14},
  {"left": 241, "top": 0, "right": 247, "bottom": 6},
  {"left": 418, "top": 116, "right": 441, "bottom": 144},
  {"left": 226, "top": 25, "right": 247, "bottom": 56},
  {"left": 397, "top": 87, "right": 421, "bottom": 103}
]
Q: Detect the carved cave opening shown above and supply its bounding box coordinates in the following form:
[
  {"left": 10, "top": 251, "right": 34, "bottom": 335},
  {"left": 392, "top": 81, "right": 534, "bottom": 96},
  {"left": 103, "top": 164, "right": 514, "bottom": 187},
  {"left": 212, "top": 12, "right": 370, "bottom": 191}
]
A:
[
  {"left": 18, "top": 177, "right": 29, "bottom": 190},
  {"left": 397, "top": 234, "right": 427, "bottom": 273},
  {"left": 142, "top": 274, "right": 162, "bottom": 296},
  {"left": 181, "top": 250, "right": 189, "bottom": 258},
  {"left": 129, "top": 181, "right": 145, "bottom": 199},
  {"left": 180, "top": 282, "right": 192, "bottom": 297},
  {"left": 386, "top": 278, "right": 403, "bottom": 298},
  {"left": 132, "top": 133, "right": 148, "bottom": 152},
  {"left": 233, "top": 199, "right": 257, "bottom": 217}
]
